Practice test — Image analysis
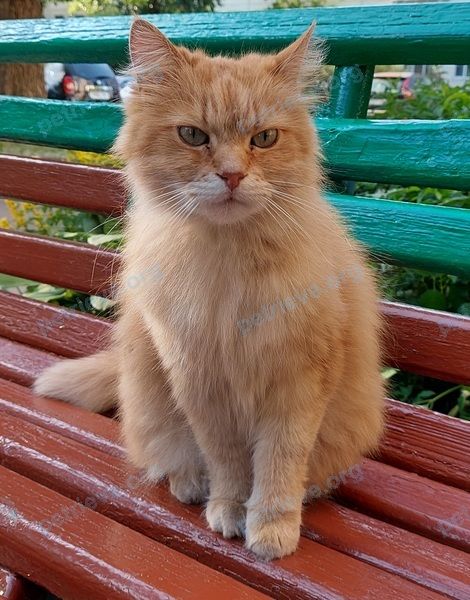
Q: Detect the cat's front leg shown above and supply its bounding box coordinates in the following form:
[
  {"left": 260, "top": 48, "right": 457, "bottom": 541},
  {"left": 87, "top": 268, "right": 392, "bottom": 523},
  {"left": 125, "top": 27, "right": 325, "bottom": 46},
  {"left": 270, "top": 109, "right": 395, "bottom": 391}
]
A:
[{"left": 246, "top": 374, "right": 327, "bottom": 560}]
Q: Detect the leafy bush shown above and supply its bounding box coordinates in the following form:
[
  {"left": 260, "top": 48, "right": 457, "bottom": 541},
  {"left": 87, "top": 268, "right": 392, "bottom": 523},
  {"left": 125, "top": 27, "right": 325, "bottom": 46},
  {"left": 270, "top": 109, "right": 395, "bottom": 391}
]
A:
[{"left": 382, "top": 79, "right": 470, "bottom": 120}]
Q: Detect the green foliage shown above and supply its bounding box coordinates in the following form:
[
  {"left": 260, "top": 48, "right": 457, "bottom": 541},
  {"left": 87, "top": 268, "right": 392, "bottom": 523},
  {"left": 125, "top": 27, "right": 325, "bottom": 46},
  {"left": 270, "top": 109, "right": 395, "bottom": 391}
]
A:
[
  {"left": 271, "top": 0, "right": 326, "bottom": 8},
  {"left": 65, "top": 0, "right": 219, "bottom": 16},
  {"left": 381, "top": 78, "right": 470, "bottom": 120}
]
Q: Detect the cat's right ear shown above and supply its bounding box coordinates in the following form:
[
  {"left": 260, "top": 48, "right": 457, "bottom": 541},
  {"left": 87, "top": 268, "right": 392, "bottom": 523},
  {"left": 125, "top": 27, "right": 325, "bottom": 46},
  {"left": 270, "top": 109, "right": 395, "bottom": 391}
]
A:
[{"left": 129, "top": 18, "right": 182, "bottom": 77}]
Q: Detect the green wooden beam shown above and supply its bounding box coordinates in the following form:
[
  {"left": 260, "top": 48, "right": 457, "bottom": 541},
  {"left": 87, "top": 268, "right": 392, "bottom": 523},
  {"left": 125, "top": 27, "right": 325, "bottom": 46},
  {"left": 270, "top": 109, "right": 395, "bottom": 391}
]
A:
[
  {"left": 327, "top": 194, "right": 470, "bottom": 278},
  {"left": 328, "top": 66, "right": 375, "bottom": 120},
  {"left": 0, "top": 3, "right": 469, "bottom": 65},
  {"left": 1, "top": 97, "right": 468, "bottom": 191}
]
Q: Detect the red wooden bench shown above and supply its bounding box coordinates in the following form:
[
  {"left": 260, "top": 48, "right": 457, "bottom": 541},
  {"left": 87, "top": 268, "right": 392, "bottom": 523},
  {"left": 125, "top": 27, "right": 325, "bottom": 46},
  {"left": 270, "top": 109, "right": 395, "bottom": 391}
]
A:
[{"left": 1, "top": 3, "right": 470, "bottom": 598}]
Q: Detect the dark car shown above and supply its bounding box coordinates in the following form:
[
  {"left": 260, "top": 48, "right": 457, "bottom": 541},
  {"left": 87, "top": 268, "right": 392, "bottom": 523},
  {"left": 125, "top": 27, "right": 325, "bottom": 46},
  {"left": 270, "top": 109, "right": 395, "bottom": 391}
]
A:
[{"left": 45, "top": 63, "right": 121, "bottom": 102}]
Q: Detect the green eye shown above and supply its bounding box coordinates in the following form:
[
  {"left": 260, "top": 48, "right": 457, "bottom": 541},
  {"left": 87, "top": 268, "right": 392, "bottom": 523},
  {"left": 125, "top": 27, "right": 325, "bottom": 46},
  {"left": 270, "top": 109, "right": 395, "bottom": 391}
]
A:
[
  {"left": 178, "top": 126, "right": 209, "bottom": 146},
  {"left": 251, "top": 129, "right": 278, "bottom": 148}
]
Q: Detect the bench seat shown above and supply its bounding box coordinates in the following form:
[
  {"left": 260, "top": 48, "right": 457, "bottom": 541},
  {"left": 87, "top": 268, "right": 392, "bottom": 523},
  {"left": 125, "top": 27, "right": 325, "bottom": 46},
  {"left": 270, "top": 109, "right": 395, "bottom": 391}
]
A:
[{"left": 0, "top": 294, "right": 469, "bottom": 599}]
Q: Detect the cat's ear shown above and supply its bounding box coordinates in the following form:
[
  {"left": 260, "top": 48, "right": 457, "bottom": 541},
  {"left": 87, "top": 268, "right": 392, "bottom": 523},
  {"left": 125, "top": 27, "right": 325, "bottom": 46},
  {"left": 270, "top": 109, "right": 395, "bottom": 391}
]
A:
[
  {"left": 129, "top": 18, "right": 183, "bottom": 76},
  {"left": 271, "top": 24, "right": 320, "bottom": 89}
]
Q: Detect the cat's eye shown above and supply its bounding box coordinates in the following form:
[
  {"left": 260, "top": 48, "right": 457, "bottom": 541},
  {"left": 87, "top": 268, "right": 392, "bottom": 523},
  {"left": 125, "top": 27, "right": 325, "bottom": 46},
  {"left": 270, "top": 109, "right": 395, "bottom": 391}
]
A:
[
  {"left": 251, "top": 129, "right": 278, "bottom": 148},
  {"left": 178, "top": 126, "right": 209, "bottom": 146}
]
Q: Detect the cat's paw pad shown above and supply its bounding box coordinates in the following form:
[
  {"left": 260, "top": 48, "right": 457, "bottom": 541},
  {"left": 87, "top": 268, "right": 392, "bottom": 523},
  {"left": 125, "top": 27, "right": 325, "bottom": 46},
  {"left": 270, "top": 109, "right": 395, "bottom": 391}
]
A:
[
  {"left": 206, "top": 499, "right": 246, "bottom": 538},
  {"left": 246, "top": 512, "right": 300, "bottom": 560},
  {"left": 169, "top": 471, "right": 209, "bottom": 504}
]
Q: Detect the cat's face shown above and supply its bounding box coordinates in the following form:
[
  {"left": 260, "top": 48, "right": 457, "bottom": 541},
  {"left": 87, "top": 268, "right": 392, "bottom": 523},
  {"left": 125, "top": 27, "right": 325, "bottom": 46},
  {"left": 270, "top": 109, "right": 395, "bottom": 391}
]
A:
[{"left": 117, "top": 20, "right": 321, "bottom": 226}]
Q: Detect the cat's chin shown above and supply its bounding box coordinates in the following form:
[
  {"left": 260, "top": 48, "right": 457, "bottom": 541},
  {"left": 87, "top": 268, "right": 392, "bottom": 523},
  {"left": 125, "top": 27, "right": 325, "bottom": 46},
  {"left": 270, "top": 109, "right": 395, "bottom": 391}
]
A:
[{"left": 196, "top": 197, "right": 260, "bottom": 226}]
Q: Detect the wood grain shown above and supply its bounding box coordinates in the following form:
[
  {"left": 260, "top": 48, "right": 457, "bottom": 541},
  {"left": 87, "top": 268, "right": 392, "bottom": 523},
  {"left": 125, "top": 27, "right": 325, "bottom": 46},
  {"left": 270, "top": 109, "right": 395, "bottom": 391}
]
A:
[
  {"left": 0, "top": 411, "right": 455, "bottom": 600},
  {"left": 381, "top": 301, "right": 470, "bottom": 384},
  {"left": 339, "top": 459, "right": 470, "bottom": 553},
  {"left": 301, "top": 501, "right": 470, "bottom": 600},
  {"left": 0, "top": 338, "right": 58, "bottom": 386},
  {"left": 0, "top": 378, "right": 122, "bottom": 459},
  {"left": 0, "top": 291, "right": 111, "bottom": 359},
  {"left": 1, "top": 291, "right": 468, "bottom": 383},
  {"left": 0, "top": 466, "right": 268, "bottom": 600},
  {"left": 0, "top": 230, "right": 117, "bottom": 296},
  {"left": 0, "top": 155, "right": 125, "bottom": 216},
  {"left": 381, "top": 399, "right": 470, "bottom": 491},
  {"left": 0, "top": 567, "right": 31, "bottom": 600}
]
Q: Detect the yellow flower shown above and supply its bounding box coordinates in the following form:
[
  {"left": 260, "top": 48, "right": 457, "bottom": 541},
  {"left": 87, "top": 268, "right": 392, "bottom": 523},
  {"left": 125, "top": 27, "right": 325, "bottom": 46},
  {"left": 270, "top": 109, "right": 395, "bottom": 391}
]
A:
[{"left": 0, "top": 217, "right": 10, "bottom": 229}]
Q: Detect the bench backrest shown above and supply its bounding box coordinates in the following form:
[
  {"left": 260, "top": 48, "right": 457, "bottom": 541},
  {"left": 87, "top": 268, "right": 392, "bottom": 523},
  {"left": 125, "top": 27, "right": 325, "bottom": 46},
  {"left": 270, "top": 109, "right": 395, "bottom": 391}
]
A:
[{"left": 0, "top": 2, "right": 469, "bottom": 386}]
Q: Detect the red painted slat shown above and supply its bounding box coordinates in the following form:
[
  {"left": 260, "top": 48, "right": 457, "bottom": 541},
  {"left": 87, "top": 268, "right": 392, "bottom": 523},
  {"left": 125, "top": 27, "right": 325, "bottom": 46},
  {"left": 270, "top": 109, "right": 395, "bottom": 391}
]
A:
[
  {"left": 0, "top": 230, "right": 117, "bottom": 296},
  {"left": 0, "top": 568, "right": 29, "bottom": 600},
  {"left": 0, "top": 290, "right": 469, "bottom": 383},
  {"left": 0, "top": 378, "right": 122, "bottom": 459},
  {"left": 0, "top": 411, "right": 454, "bottom": 600},
  {"left": 380, "top": 399, "right": 470, "bottom": 491},
  {"left": 339, "top": 459, "right": 470, "bottom": 552},
  {"left": 0, "top": 155, "right": 124, "bottom": 216},
  {"left": 382, "top": 301, "right": 470, "bottom": 385},
  {"left": 0, "top": 337, "right": 58, "bottom": 386},
  {"left": 1, "top": 330, "right": 469, "bottom": 493},
  {"left": 0, "top": 466, "right": 267, "bottom": 600},
  {"left": 0, "top": 291, "right": 111, "bottom": 359}
]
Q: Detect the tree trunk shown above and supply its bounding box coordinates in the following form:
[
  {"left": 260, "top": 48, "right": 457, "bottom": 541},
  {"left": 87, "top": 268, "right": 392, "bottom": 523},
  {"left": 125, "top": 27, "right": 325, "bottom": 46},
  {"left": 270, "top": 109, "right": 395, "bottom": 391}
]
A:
[{"left": 0, "top": 0, "right": 46, "bottom": 98}]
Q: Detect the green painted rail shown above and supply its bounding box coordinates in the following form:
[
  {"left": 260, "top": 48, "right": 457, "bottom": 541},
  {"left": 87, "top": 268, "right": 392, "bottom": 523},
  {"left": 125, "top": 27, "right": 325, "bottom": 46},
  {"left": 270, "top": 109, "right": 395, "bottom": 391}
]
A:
[
  {"left": 327, "top": 194, "right": 470, "bottom": 278},
  {"left": 1, "top": 97, "right": 468, "bottom": 191},
  {"left": 0, "top": 3, "right": 469, "bottom": 65}
]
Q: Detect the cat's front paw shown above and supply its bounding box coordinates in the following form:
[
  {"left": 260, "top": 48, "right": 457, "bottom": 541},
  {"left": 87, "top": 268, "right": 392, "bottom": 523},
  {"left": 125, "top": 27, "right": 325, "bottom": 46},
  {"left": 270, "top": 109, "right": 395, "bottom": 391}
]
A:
[
  {"left": 206, "top": 499, "right": 246, "bottom": 538},
  {"left": 169, "top": 470, "right": 209, "bottom": 504},
  {"left": 246, "top": 511, "right": 301, "bottom": 560}
]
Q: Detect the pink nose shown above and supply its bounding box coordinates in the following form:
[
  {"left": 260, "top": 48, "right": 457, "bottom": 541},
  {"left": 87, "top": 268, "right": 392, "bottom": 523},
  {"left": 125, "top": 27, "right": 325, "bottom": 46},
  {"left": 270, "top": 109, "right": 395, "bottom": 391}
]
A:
[{"left": 218, "top": 171, "right": 246, "bottom": 191}]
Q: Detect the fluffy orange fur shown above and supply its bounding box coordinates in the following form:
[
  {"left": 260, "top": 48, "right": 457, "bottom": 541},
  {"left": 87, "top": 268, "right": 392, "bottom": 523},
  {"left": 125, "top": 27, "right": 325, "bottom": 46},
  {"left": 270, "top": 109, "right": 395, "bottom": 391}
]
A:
[{"left": 34, "top": 20, "right": 385, "bottom": 560}]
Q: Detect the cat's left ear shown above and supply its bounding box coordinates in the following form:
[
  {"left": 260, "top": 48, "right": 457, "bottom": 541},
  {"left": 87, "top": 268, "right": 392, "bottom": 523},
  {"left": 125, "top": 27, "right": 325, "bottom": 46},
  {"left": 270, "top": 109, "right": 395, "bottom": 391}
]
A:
[{"left": 271, "top": 23, "right": 320, "bottom": 89}]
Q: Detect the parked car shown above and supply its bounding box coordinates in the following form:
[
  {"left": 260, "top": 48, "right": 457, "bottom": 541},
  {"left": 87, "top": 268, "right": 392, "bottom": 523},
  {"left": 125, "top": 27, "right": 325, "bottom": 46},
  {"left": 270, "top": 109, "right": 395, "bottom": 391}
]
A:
[
  {"left": 368, "top": 71, "right": 418, "bottom": 115},
  {"left": 116, "top": 75, "right": 135, "bottom": 102},
  {"left": 45, "top": 63, "right": 121, "bottom": 102}
]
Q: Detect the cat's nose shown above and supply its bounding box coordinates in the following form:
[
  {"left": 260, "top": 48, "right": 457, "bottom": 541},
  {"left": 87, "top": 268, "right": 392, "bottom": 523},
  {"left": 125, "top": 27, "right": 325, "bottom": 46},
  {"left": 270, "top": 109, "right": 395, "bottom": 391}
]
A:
[{"left": 217, "top": 171, "right": 246, "bottom": 191}]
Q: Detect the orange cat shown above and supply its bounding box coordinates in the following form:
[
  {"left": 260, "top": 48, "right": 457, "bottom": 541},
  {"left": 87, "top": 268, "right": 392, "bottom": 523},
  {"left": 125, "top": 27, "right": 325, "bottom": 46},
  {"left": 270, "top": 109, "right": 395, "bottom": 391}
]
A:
[{"left": 34, "top": 19, "right": 385, "bottom": 560}]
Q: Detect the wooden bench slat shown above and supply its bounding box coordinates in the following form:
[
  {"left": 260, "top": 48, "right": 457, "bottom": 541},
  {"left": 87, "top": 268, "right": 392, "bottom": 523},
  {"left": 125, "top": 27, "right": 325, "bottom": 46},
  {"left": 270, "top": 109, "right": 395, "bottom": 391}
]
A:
[
  {"left": 0, "top": 378, "right": 122, "bottom": 459},
  {"left": 0, "top": 411, "right": 456, "bottom": 600},
  {"left": 0, "top": 155, "right": 124, "bottom": 216},
  {"left": 1, "top": 289, "right": 469, "bottom": 384},
  {"left": 0, "top": 567, "right": 33, "bottom": 600},
  {"left": 0, "top": 3, "right": 468, "bottom": 64},
  {"left": 328, "top": 194, "right": 470, "bottom": 279},
  {"left": 0, "top": 291, "right": 111, "bottom": 359},
  {"left": 2, "top": 156, "right": 470, "bottom": 278},
  {"left": 302, "top": 501, "right": 470, "bottom": 600},
  {"left": 0, "top": 466, "right": 267, "bottom": 600},
  {"left": 381, "top": 399, "right": 470, "bottom": 492},
  {"left": 382, "top": 301, "right": 470, "bottom": 385},
  {"left": 5, "top": 404, "right": 465, "bottom": 555},
  {"left": 0, "top": 229, "right": 116, "bottom": 296},
  {"left": 339, "top": 460, "right": 470, "bottom": 553},
  {"left": 1, "top": 376, "right": 468, "bottom": 495},
  {"left": 2, "top": 99, "right": 470, "bottom": 191},
  {"left": 0, "top": 337, "right": 58, "bottom": 387}
]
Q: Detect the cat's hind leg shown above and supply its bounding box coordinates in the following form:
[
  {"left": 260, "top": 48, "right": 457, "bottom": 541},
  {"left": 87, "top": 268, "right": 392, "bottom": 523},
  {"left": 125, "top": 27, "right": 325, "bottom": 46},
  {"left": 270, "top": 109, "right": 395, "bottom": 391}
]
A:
[{"left": 117, "top": 313, "right": 208, "bottom": 504}]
